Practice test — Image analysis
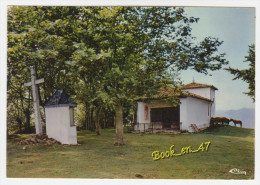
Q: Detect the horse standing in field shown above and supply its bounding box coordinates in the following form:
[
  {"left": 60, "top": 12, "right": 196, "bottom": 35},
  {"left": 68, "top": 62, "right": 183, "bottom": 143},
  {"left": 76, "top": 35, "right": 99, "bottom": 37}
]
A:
[
  {"left": 230, "top": 119, "right": 242, "bottom": 127},
  {"left": 210, "top": 117, "right": 230, "bottom": 127}
]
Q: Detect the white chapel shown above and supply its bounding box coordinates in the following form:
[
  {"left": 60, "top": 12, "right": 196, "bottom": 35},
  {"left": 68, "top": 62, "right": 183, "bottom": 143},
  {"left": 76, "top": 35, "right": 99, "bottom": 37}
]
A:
[{"left": 135, "top": 82, "right": 217, "bottom": 132}]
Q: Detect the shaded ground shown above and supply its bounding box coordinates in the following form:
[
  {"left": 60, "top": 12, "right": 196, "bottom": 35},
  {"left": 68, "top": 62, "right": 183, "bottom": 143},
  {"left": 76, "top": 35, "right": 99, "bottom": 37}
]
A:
[{"left": 7, "top": 125, "right": 254, "bottom": 179}]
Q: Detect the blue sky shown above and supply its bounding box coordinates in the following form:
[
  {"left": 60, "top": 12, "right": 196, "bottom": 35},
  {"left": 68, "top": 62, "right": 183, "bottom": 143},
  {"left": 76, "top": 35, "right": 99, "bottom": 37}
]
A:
[{"left": 181, "top": 7, "right": 255, "bottom": 111}]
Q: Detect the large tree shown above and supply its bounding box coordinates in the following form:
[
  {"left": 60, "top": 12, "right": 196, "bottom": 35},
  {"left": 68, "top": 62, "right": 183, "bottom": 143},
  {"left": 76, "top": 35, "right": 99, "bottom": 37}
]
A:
[
  {"left": 226, "top": 44, "right": 255, "bottom": 102},
  {"left": 68, "top": 7, "right": 228, "bottom": 145},
  {"left": 8, "top": 7, "right": 228, "bottom": 145}
]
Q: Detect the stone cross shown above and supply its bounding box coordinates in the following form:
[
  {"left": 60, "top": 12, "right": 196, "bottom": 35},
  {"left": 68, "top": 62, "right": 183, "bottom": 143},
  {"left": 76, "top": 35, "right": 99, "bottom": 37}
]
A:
[{"left": 24, "top": 66, "right": 44, "bottom": 134}]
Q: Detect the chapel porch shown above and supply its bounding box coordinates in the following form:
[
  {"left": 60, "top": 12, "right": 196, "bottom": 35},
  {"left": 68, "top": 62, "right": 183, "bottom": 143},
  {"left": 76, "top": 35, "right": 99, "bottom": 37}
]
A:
[
  {"left": 135, "top": 103, "right": 181, "bottom": 133},
  {"left": 134, "top": 120, "right": 181, "bottom": 134}
]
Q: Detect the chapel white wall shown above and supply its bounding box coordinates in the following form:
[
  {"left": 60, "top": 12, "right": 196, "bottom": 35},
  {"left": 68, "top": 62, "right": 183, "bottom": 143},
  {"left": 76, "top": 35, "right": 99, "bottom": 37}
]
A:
[
  {"left": 183, "top": 87, "right": 211, "bottom": 99},
  {"left": 179, "top": 98, "right": 187, "bottom": 131},
  {"left": 210, "top": 88, "right": 216, "bottom": 117},
  {"left": 180, "top": 97, "right": 211, "bottom": 132},
  {"left": 45, "top": 106, "right": 77, "bottom": 144},
  {"left": 184, "top": 87, "right": 216, "bottom": 117}
]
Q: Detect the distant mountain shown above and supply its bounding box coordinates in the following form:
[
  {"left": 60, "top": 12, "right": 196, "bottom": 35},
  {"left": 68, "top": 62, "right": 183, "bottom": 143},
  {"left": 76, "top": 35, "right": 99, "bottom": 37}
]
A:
[{"left": 216, "top": 108, "right": 255, "bottom": 128}]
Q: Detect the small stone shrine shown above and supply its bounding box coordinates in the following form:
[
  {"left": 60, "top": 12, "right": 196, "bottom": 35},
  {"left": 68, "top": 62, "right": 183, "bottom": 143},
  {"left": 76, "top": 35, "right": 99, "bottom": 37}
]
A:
[{"left": 45, "top": 90, "right": 77, "bottom": 144}]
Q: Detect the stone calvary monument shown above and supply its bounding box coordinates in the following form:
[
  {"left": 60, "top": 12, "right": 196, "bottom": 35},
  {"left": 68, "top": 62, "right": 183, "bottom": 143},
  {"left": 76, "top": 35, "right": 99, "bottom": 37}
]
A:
[
  {"left": 44, "top": 90, "right": 78, "bottom": 144},
  {"left": 24, "top": 66, "right": 44, "bottom": 135}
]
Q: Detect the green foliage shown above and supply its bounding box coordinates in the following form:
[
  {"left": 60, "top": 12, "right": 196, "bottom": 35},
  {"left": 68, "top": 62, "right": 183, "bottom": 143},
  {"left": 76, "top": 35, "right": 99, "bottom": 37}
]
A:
[
  {"left": 7, "top": 6, "right": 80, "bottom": 134},
  {"left": 226, "top": 44, "right": 255, "bottom": 102},
  {"left": 7, "top": 6, "right": 228, "bottom": 136}
]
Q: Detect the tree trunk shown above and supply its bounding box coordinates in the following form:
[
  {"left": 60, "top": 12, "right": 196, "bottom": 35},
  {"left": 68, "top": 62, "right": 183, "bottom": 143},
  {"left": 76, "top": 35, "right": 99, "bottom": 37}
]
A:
[
  {"left": 90, "top": 107, "right": 94, "bottom": 131},
  {"left": 17, "top": 117, "right": 22, "bottom": 133},
  {"left": 84, "top": 102, "right": 88, "bottom": 130},
  {"left": 114, "top": 103, "right": 125, "bottom": 145},
  {"left": 25, "top": 89, "right": 31, "bottom": 133},
  {"left": 24, "top": 108, "right": 31, "bottom": 133},
  {"left": 95, "top": 108, "right": 101, "bottom": 135},
  {"left": 87, "top": 111, "right": 91, "bottom": 130},
  {"left": 83, "top": 113, "right": 87, "bottom": 130}
]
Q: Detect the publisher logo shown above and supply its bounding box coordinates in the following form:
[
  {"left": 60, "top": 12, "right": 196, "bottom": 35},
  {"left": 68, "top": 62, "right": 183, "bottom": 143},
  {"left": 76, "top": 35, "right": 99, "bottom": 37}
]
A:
[{"left": 229, "top": 168, "right": 246, "bottom": 175}]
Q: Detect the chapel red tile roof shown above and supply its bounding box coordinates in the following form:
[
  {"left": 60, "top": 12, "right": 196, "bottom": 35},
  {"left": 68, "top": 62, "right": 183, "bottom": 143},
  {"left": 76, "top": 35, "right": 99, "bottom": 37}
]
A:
[
  {"left": 183, "top": 91, "right": 212, "bottom": 102},
  {"left": 154, "top": 86, "right": 181, "bottom": 98},
  {"left": 180, "top": 82, "right": 218, "bottom": 90},
  {"left": 152, "top": 86, "right": 212, "bottom": 102}
]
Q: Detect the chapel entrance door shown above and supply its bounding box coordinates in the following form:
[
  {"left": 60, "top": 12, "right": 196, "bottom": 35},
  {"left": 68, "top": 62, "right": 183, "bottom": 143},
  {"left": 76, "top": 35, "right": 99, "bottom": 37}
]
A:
[{"left": 150, "top": 107, "right": 180, "bottom": 129}]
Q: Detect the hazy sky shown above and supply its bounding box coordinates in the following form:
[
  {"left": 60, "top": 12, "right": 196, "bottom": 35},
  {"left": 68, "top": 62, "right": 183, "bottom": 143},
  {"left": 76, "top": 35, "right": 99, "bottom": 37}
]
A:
[{"left": 181, "top": 7, "right": 255, "bottom": 111}]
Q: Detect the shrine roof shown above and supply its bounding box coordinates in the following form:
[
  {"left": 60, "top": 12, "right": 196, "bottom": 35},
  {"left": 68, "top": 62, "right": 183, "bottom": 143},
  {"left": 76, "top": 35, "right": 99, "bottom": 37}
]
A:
[{"left": 45, "top": 90, "right": 77, "bottom": 108}]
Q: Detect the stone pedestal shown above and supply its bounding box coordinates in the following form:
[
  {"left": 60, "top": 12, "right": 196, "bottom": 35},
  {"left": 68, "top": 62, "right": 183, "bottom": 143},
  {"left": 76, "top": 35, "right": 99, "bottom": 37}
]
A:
[{"left": 44, "top": 90, "right": 77, "bottom": 144}]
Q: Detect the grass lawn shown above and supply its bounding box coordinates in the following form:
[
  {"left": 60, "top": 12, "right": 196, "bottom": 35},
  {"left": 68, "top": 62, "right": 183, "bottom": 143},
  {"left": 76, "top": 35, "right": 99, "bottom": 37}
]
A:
[{"left": 7, "top": 125, "right": 254, "bottom": 179}]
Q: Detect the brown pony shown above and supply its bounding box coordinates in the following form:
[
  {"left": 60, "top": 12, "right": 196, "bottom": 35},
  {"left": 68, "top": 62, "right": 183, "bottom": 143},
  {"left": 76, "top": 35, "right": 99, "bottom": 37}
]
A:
[
  {"left": 230, "top": 119, "right": 242, "bottom": 127},
  {"left": 210, "top": 117, "right": 230, "bottom": 127}
]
